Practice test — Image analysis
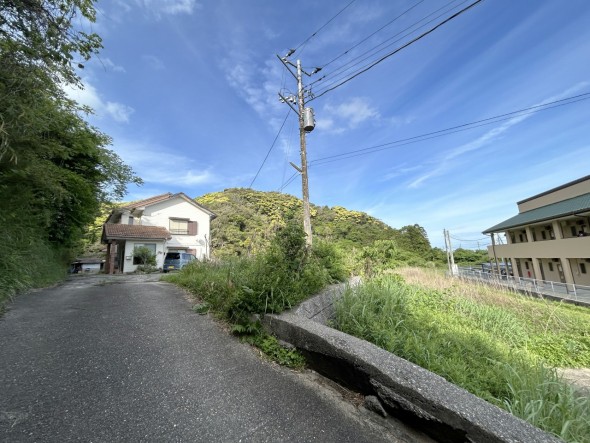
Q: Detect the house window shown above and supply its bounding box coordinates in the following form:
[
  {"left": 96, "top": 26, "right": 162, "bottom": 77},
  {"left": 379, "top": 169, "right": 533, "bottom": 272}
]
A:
[
  {"left": 133, "top": 243, "right": 156, "bottom": 265},
  {"left": 170, "top": 219, "right": 197, "bottom": 235},
  {"left": 581, "top": 263, "right": 587, "bottom": 274},
  {"left": 128, "top": 216, "right": 134, "bottom": 225}
]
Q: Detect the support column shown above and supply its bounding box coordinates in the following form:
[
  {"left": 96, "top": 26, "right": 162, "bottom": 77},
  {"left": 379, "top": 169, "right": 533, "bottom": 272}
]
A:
[
  {"left": 551, "top": 221, "right": 562, "bottom": 240},
  {"left": 532, "top": 258, "right": 543, "bottom": 281},
  {"left": 509, "top": 257, "right": 520, "bottom": 278},
  {"left": 560, "top": 258, "right": 575, "bottom": 285}
]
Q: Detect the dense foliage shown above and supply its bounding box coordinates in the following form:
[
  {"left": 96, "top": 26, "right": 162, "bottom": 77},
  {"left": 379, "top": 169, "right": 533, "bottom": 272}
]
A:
[
  {"left": 196, "top": 188, "right": 437, "bottom": 271},
  {"left": 335, "top": 269, "right": 590, "bottom": 442},
  {"left": 0, "top": 0, "right": 140, "bottom": 305},
  {"left": 164, "top": 221, "right": 340, "bottom": 366}
]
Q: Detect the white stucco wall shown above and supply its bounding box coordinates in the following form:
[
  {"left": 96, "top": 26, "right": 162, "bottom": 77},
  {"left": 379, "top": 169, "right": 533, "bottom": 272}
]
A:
[
  {"left": 137, "top": 197, "right": 212, "bottom": 260},
  {"left": 122, "top": 240, "right": 166, "bottom": 273}
]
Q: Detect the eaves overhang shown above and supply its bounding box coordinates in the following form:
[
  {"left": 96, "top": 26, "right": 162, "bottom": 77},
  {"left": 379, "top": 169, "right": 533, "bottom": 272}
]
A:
[{"left": 482, "top": 192, "right": 590, "bottom": 234}]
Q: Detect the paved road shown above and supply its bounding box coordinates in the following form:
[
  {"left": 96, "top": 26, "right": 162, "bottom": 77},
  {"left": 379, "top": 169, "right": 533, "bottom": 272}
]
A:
[{"left": 0, "top": 276, "right": 421, "bottom": 442}]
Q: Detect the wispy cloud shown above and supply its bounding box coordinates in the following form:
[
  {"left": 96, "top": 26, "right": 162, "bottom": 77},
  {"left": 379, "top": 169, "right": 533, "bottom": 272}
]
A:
[
  {"left": 407, "top": 82, "right": 590, "bottom": 189},
  {"left": 223, "top": 55, "right": 284, "bottom": 119},
  {"left": 142, "top": 55, "right": 165, "bottom": 71},
  {"left": 316, "top": 97, "right": 380, "bottom": 133},
  {"left": 134, "top": 0, "right": 201, "bottom": 17},
  {"left": 98, "top": 57, "right": 126, "bottom": 73},
  {"left": 65, "top": 80, "right": 134, "bottom": 123},
  {"left": 113, "top": 139, "right": 219, "bottom": 188}
]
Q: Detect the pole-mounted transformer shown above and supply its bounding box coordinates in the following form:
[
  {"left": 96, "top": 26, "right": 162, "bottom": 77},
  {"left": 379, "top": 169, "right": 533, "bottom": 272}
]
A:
[{"left": 303, "top": 107, "right": 315, "bottom": 132}]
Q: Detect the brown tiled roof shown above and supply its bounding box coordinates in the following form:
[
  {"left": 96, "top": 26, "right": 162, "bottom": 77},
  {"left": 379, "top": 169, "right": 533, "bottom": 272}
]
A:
[
  {"left": 121, "top": 193, "right": 173, "bottom": 210},
  {"left": 103, "top": 224, "right": 171, "bottom": 240},
  {"left": 120, "top": 192, "right": 216, "bottom": 219}
]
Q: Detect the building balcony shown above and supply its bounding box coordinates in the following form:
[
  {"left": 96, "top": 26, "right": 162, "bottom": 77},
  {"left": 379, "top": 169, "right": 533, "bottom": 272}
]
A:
[{"left": 490, "top": 235, "right": 590, "bottom": 259}]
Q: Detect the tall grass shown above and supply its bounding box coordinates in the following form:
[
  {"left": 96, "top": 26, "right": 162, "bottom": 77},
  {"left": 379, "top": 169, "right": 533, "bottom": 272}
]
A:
[
  {"left": 334, "top": 270, "right": 590, "bottom": 442},
  {"left": 164, "top": 223, "right": 338, "bottom": 325},
  {"left": 0, "top": 225, "right": 69, "bottom": 309}
]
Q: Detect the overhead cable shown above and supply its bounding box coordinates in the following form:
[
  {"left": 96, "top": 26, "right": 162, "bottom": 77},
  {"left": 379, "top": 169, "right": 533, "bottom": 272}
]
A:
[
  {"left": 308, "top": 92, "right": 590, "bottom": 167},
  {"left": 309, "top": 0, "right": 484, "bottom": 101},
  {"left": 249, "top": 109, "right": 291, "bottom": 188},
  {"left": 293, "top": 0, "right": 358, "bottom": 54},
  {"left": 309, "top": 0, "right": 462, "bottom": 90}
]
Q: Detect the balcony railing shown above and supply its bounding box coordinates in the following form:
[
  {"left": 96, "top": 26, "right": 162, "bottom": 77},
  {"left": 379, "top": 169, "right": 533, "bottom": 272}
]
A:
[{"left": 455, "top": 267, "right": 590, "bottom": 306}]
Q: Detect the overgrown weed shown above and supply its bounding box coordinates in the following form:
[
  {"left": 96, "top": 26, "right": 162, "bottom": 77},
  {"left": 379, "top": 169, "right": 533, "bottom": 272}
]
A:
[{"left": 334, "top": 270, "right": 590, "bottom": 442}]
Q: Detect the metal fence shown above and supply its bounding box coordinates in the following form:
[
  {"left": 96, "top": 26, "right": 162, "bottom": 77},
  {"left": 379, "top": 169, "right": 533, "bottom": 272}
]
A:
[{"left": 455, "top": 267, "right": 590, "bottom": 305}]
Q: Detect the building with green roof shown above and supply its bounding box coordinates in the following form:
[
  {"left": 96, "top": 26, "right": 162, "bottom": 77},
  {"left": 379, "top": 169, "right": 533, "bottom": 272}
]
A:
[{"left": 483, "top": 175, "right": 590, "bottom": 286}]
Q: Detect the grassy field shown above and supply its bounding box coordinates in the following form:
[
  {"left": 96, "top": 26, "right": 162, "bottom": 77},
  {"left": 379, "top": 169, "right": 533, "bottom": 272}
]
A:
[{"left": 334, "top": 267, "right": 590, "bottom": 443}]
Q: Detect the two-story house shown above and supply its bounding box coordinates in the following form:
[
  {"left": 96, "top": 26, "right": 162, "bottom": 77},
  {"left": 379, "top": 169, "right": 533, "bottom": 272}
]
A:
[
  {"left": 101, "top": 192, "right": 216, "bottom": 274},
  {"left": 483, "top": 175, "right": 590, "bottom": 286}
]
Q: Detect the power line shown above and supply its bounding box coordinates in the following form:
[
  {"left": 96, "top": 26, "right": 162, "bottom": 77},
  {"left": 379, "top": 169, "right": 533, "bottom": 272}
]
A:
[
  {"left": 279, "top": 171, "right": 299, "bottom": 192},
  {"left": 317, "top": 0, "right": 425, "bottom": 72},
  {"left": 310, "top": 0, "right": 484, "bottom": 101},
  {"left": 249, "top": 109, "right": 291, "bottom": 188},
  {"left": 309, "top": 0, "right": 463, "bottom": 91},
  {"left": 293, "top": 0, "right": 358, "bottom": 53},
  {"left": 276, "top": 92, "right": 589, "bottom": 191},
  {"left": 307, "top": 92, "right": 590, "bottom": 167},
  {"left": 450, "top": 235, "right": 488, "bottom": 242}
]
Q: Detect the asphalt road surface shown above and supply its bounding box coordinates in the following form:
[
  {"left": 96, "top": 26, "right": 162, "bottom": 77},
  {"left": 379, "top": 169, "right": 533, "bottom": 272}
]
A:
[{"left": 0, "top": 275, "right": 423, "bottom": 442}]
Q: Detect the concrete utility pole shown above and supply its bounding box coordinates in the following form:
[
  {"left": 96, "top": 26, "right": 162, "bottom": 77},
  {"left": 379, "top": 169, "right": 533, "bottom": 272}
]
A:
[
  {"left": 277, "top": 52, "right": 318, "bottom": 247},
  {"left": 296, "top": 60, "right": 312, "bottom": 247},
  {"left": 444, "top": 229, "right": 456, "bottom": 276}
]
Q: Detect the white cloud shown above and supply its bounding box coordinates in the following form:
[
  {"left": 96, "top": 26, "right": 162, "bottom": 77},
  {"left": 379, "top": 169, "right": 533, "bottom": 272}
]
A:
[
  {"left": 65, "top": 80, "right": 134, "bottom": 123},
  {"left": 134, "top": 0, "right": 200, "bottom": 17},
  {"left": 407, "top": 82, "right": 590, "bottom": 189},
  {"left": 142, "top": 55, "right": 165, "bottom": 71},
  {"left": 104, "top": 102, "right": 134, "bottom": 123},
  {"left": 318, "top": 97, "right": 380, "bottom": 133},
  {"left": 100, "top": 57, "right": 126, "bottom": 73}
]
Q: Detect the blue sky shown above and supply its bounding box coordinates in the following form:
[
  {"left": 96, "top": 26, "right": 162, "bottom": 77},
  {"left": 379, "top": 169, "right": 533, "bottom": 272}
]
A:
[{"left": 68, "top": 0, "right": 590, "bottom": 249}]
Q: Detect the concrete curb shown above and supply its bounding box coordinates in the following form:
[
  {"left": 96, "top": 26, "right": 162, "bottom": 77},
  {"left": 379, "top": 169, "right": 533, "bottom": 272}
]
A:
[{"left": 262, "top": 283, "right": 562, "bottom": 443}]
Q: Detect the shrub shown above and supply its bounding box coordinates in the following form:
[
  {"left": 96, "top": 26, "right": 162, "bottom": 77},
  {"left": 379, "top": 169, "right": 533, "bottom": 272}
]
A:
[{"left": 133, "top": 246, "right": 156, "bottom": 266}]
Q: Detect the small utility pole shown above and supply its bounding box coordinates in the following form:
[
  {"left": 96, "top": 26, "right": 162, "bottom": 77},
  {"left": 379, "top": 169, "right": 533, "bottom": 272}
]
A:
[
  {"left": 444, "top": 229, "right": 456, "bottom": 275},
  {"left": 277, "top": 51, "right": 319, "bottom": 248}
]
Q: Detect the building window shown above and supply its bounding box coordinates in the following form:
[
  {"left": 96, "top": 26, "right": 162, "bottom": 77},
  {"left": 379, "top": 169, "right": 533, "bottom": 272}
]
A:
[
  {"left": 170, "top": 219, "right": 188, "bottom": 234},
  {"left": 133, "top": 243, "right": 156, "bottom": 265},
  {"left": 128, "top": 216, "right": 134, "bottom": 225},
  {"left": 581, "top": 263, "right": 587, "bottom": 274},
  {"left": 170, "top": 219, "right": 197, "bottom": 235}
]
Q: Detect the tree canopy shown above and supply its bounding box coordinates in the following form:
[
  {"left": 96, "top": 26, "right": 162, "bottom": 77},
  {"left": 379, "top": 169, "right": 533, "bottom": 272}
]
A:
[
  {"left": 196, "top": 188, "right": 434, "bottom": 265},
  {"left": 0, "top": 0, "right": 141, "bottom": 303}
]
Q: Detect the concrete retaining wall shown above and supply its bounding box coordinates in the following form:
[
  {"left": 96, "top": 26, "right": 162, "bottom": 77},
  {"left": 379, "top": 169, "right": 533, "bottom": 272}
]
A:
[{"left": 262, "top": 283, "right": 561, "bottom": 443}]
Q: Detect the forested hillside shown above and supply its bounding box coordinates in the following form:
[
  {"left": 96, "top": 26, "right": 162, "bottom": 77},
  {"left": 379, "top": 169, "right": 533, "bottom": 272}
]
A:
[
  {"left": 0, "top": 1, "right": 140, "bottom": 305},
  {"left": 196, "top": 188, "right": 437, "bottom": 264}
]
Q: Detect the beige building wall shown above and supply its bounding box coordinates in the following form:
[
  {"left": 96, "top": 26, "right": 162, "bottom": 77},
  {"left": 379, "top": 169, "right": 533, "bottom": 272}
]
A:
[{"left": 517, "top": 177, "right": 590, "bottom": 212}]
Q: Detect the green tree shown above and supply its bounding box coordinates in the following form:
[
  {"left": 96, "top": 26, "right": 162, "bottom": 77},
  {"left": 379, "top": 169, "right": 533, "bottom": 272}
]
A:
[
  {"left": 0, "top": 0, "right": 141, "bottom": 304},
  {"left": 394, "top": 224, "right": 432, "bottom": 259},
  {"left": 133, "top": 247, "right": 157, "bottom": 266}
]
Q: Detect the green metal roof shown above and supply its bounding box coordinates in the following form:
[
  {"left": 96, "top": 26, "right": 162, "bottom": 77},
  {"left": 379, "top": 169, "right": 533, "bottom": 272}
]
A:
[{"left": 483, "top": 192, "right": 590, "bottom": 234}]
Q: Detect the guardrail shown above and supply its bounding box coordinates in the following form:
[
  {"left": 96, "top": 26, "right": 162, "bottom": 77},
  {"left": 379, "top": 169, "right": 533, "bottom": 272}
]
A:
[{"left": 455, "top": 267, "right": 590, "bottom": 305}]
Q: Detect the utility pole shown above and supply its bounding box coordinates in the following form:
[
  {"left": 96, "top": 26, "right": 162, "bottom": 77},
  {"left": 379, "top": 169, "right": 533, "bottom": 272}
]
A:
[
  {"left": 444, "top": 229, "right": 456, "bottom": 276},
  {"left": 277, "top": 51, "right": 319, "bottom": 248},
  {"left": 296, "top": 60, "right": 312, "bottom": 247}
]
